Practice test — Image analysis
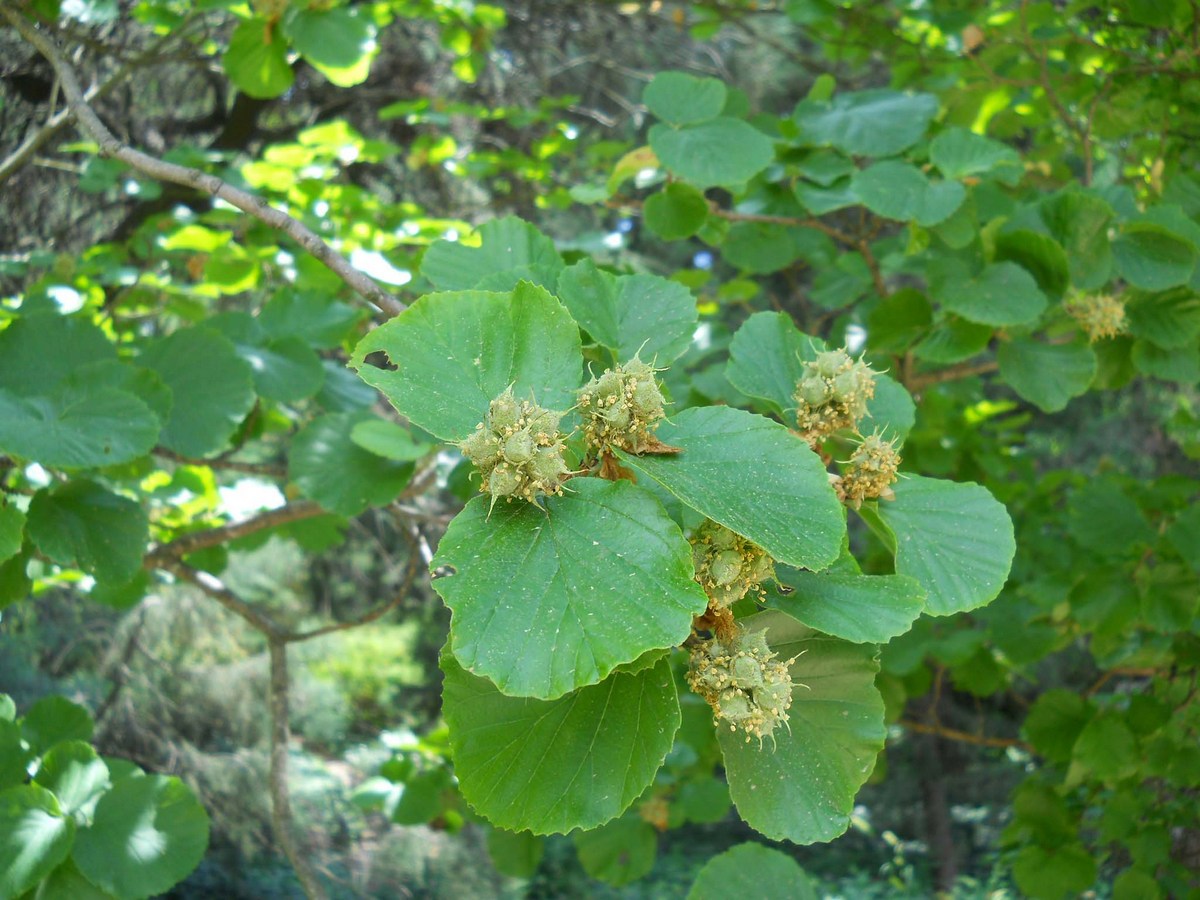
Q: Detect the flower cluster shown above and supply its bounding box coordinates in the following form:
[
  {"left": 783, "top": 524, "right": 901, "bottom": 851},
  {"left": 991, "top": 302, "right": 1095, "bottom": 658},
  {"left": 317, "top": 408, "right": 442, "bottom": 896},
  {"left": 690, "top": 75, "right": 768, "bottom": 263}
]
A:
[
  {"left": 687, "top": 626, "right": 797, "bottom": 745},
  {"left": 836, "top": 431, "right": 902, "bottom": 509},
  {"left": 793, "top": 349, "right": 877, "bottom": 446},
  {"left": 690, "top": 520, "right": 774, "bottom": 610},
  {"left": 577, "top": 357, "right": 666, "bottom": 455},
  {"left": 457, "top": 387, "right": 570, "bottom": 508},
  {"left": 1065, "top": 293, "right": 1128, "bottom": 342}
]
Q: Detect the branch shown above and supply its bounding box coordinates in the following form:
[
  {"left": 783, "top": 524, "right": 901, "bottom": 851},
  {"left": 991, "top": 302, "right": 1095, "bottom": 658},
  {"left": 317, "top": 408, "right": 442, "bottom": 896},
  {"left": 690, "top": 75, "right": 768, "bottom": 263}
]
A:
[
  {"left": 898, "top": 719, "right": 1032, "bottom": 753},
  {"left": 154, "top": 448, "right": 287, "bottom": 478},
  {"left": 143, "top": 501, "right": 326, "bottom": 568},
  {"left": 0, "top": 6, "right": 405, "bottom": 318},
  {"left": 906, "top": 359, "right": 999, "bottom": 391},
  {"left": 155, "top": 558, "right": 287, "bottom": 639},
  {"left": 268, "top": 639, "right": 328, "bottom": 900}
]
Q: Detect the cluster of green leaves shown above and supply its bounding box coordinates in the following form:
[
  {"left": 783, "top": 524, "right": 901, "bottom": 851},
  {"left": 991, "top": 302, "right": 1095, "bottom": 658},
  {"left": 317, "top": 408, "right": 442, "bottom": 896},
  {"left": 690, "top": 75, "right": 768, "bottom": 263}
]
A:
[{"left": 0, "top": 693, "right": 209, "bottom": 899}]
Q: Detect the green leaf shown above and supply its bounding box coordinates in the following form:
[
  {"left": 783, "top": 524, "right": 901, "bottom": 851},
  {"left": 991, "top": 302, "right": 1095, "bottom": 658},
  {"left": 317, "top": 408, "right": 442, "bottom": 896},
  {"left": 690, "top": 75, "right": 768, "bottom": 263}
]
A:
[
  {"left": 573, "top": 817, "right": 657, "bottom": 886},
  {"left": 1112, "top": 222, "right": 1198, "bottom": 291},
  {"left": 139, "top": 327, "right": 256, "bottom": 458},
  {"left": 0, "top": 551, "right": 32, "bottom": 611},
  {"left": 20, "top": 696, "right": 94, "bottom": 755},
  {"left": 1130, "top": 339, "right": 1200, "bottom": 382},
  {"left": 935, "top": 261, "right": 1047, "bottom": 327},
  {"left": 1023, "top": 690, "right": 1093, "bottom": 764},
  {"left": 1012, "top": 844, "right": 1096, "bottom": 900},
  {"left": 998, "top": 339, "right": 1096, "bottom": 412},
  {"left": 721, "top": 222, "right": 803, "bottom": 274},
  {"left": 1125, "top": 288, "right": 1200, "bottom": 349},
  {"left": 643, "top": 183, "right": 710, "bottom": 239},
  {"left": 556, "top": 261, "right": 697, "bottom": 365},
  {"left": 420, "top": 217, "right": 563, "bottom": 292},
  {"left": 0, "top": 785, "right": 75, "bottom": 898},
  {"left": 994, "top": 229, "right": 1070, "bottom": 299},
  {"left": 0, "top": 504, "right": 25, "bottom": 566},
  {"left": 793, "top": 89, "right": 938, "bottom": 157},
  {"left": 34, "top": 742, "right": 110, "bottom": 819},
  {"left": 432, "top": 479, "right": 707, "bottom": 699},
  {"left": 1072, "top": 713, "right": 1139, "bottom": 781},
  {"left": 285, "top": 7, "right": 376, "bottom": 87},
  {"left": 1068, "top": 482, "right": 1154, "bottom": 554},
  {"left": 222, "top": 18, "right": 294, "bottom": 100},
  {"left": 0, "top": 696, "right": 13, "bottom": 722},
  {"left": 874, "top": 476, "right": 1015, "bottom": 616},
  {"left": 866, "top": 373, "right": 916, "bottom": 444},
  {"left": 207, "top": 312, "right": 326, "bottom": 403},
  {"left": 29, "top": 858, "right": 116, "bottom": 900},
  {"left": 352, "top": 282, "right": 582, "bottom": 441},
  {"left": 688, "top": 842, "right": 818, "bottom": 900},
  {"left": 258, "top": 290, "right": 366, "bottom": 349},
  {"left": 1113, "top": 869, "right": 1163, "bottom": 900},
  {"left": 441, "top": 653, "right": 680, "bottom": 834},
  {"left": 718, "top": 611, "right": 884, "bottom": 844},
  {"left": 643, "top": 71, "right": 726, "bottom": 126},
  {"left": 1167, "top": 504, "right": 1200, "bottom": 573},
  {"left": 289, "top": 412, "right": 414, "bottom": 517},
  {"left": 0, "top": 383, "right": 160, "bottom": 469},
  {"left": 73, "top": 775, "right": 209, "bottom": 898},
  {"left": 678, "top": 778, "right": 730, "bottom": 824},
  {"left": 649, "top": 119, "right": 774, "bottom": 189},
  {"left": 929, "top": 127, "right": 1021, "bottom": 183},
  {"left": 725, "top": 311, "right": 818, "bottom": 417},
  {"left": 794, "top": 178, "right": 859, "bottom": 215},
  {"left": 767, "top": 567, "right": 925, "bottom": 643},
  {"left": 912, "top": 317, "right": 993, "bottom": 364},
  {"left": 0, "top": 314, "right": 116, "bottom": 394},
  {"left": 1039, "top": 189, "right": 1115, "bottom": 290},
  {"left": 617, "top": 406, "right": 845, "bottom": 570},
  {"left": 348, "top": 419, "right": 432, "bottom": 461},
  {"left": 486, "top": 829, "right": 544, "bottom": 878},
  {"left": 851, "top": 161, "right": 965, "bottom": 226},
  {"left": 27, "top": 481, "right": 148, "bottom": 584}
]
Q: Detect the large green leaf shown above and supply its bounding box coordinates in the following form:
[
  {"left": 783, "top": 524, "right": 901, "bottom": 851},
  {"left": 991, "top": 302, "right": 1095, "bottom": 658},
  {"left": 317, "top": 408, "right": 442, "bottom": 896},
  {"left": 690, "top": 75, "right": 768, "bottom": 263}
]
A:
[
  {"left": 929, "top": 127, "right": 1021, "bottom": 183},
  {"left": 688, "top": 843, "right": 818, "bottom": 900},
  {"left": 351, "top": 282, "right": 582, "bottom": 441},
  {"left": 26, "top": 481, "right": 148, "bottom": 584},
  {"left": 1112, "top": 222, "right": 1198, "bottom": 290},
  {"left": 285, "top": 7, "right": 376, "bottom": 87},
  {"left": 767, "top": 566, "right": 925, "bottom": 644},
  {"left": 556, "top": 260, "right": 697, "bottom": 364},
  {"left": 994, "top": 229, "right": 1070, "bottom": 299},
  {"left": 574, "top": 817, "right": 658, "bottom": 886},
  {"left": 207, "top": 312, "right": 325, "bottom": 403},
  {"left": 643, "top": 71, "right": 726, "bottom": 126},
  {"left": 725, "top": 311, "right": 818, "bottom": 417},
  {"left": 289, "top": 412, "right": 415, "bottom": 516},
  {"left": 649, "top": 119, "right": 774, "bottom": 189},
  {"left": 617, "top": 406, "right": 845, "bottom": 570},
  {"left": 18, "top": 696, "right": 93, "bottom": 755},
  {"left": 33, "top": 742, "right": 110, "bottom": 820},
  {"left": 258, "top": 290, "right": 366, "bottom": 349},
  {"left": 0, "top": 785, "right": 75, "bottom": 898},
  {"left": 873, "top": 476, "right": 1015, "bottom": 616},
  {"left": 441, "top": 653, "right": 680, "bottom": 834},
  {"left": 865, "top": 373, "right": 916, "bottom": 444},
  {"left": 1125, "top": 288, "right": 1200, "bottom": 349},
  {"left": 0, "top": 313, "right": 116, "bottom": 393},
  {"left": 718, "top": 611, "right": 884, "bottom": 844},
  {"left": 998, "top": 339, "right": 1096, "bottom": 412},
  {"left": 643, "top": 182, "right": 709, "bottom": 240},
  {"left": 1039, "top": 189, "right": 1115, "bottom": 290},
  {"left": 793, "top": 89, "right": 938, "bottom": 157},
  {"left": 72, "top": 775, "right": 209, "bottom": 898},
  {"left": 432, "top": 478, "right": 707, "bottom": 699},
  {"left": 0, "top": 504, "right": 25, "bottom": 566},
  {"left": 139, "top": 327, "right": 256, "bottom": 458},
  {"left": 222, "top": 17, "right": 294, "bottom": 99},
  {"left": 936, "top": 261, "right": 1048, "bottom": 327},
  {"left": 1130, "top": 339, "right": 1200, "bottom": 382},
  {"left": 0, "top": 383, "right": 159, "bottom": 469},
  {"left": 420, "top": 217, "right": 563, "bottom": 291},
  {"left": 851, "top": 161, "right": 965, "bottom": 226}
]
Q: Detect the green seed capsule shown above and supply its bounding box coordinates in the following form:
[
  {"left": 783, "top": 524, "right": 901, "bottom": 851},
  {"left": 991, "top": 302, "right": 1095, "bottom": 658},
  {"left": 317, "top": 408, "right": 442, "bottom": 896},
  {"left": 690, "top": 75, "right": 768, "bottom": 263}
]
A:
[
  {"left": 798, "top": 376, "right": 831, "bottom": 407},
  {"left": 502, "top": 430, "right": 536, "bottom": 464},
  {"left": 710, "top": 550, "right": 744, "bottom": 587},
  {"left": 488, "top": 466, "right": 522, "bottom": 497}
]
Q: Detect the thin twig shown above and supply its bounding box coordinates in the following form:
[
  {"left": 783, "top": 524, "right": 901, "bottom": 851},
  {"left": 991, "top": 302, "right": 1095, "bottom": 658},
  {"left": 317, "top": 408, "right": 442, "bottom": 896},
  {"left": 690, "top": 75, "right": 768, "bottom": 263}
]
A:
[
  {"left": 143, "top": 501, "right": 326, "bottom": 568},
  {"left": 0, "top": 6, "right": 404, "bottom": 318},
  {"left": 155, "top": 558, "right": 286, "bottom": 638},
  {"left": 899, "top": 719, "right": 1032, "bottom": 753},
  {"left": 154, "top": 448, "right": 287, "bottom": 478},
  {"left": 907, "top": 359, "right": 999, "bottom": 391}
]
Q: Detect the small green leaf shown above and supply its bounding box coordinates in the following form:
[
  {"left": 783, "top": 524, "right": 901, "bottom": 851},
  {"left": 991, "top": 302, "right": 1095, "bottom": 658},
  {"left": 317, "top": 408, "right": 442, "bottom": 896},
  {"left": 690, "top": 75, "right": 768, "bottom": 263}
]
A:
[
  {"left": 441, "top": 653, "right": 680, "bottom": 834},
  {"left": 20, "top": 696, "right": 93, "bottom": 755},
  {"left": 486, "top": 829, "right": 544, "bottom": 878},
  {"left": 1072, "top": 713, "right": 1139, "bottom": 781},
  {"left": 793, "top": 89, "right": 938, "bottom": 157},
  {"left": 767, "top": 567, "right": 925, "bottom": 644},
  {"left": 998, "top": 339, "right": 1096, "bottom": 412},
  {"left": 420, "top": 217, "right": 563, "bottom": 292},
  {"left": 258, "top": 290, "right": 366, "bottom": 349},
  {"left": 1112, "top": 222, "right": 1198, "bottom": 291},
  {"left": 874, "top": 476, "right": 1015, "bottom": 616},
  {"left": 912, "top": 316, "right": 993, "bottom": 364},
  {"left": 643, "top": 71, "right": 726, "bottom": 126},
  {"left": 1125, "top": 287, "right": 1200, "bottom": 349},
  {"left": 0, "top": 313, "right": 116, "bottom": 394},
  {"left": 930, "top": 127, "right": 1021, "bottom": 183},
  {"left": 556, "top": 261, "right": 697, "bottom": 364},
  {"left": 34, "top": 741, "right": 110, "bottom": 819},
  {"left": 1023, "top": 690, "right": 1093, "bottom": 764},
  {"left": 1012, "top": 844, "right": 1096, "bottom": 900},
  {"left": 72, "top": 775, "right": 209, "bottom": 898},
  {"left": 139, "top": 327, "right": 256, "bottom": 458},
  {"left": 285, "top": 7, "right": 376, "bottom": 87},
  {"left": 26, "top": 858, "right": 115, "bottom": 900},
  {"left": 851, "top": 161, "right": 965, "bottom": 226},
  {"left": 0, "top": 504, "right": 25, "bottom": 566},
  {"left": 289, "top": 412, "right": 415, "bottom": 517},
  {"left": 27, "top": 481, "right": 148, "bottom": 584},
  {"left": 688, "top": 843, "right": 818, "bottom": 900},
  {"left": 649, "top": 119, "right": 774, "bottom": 189},
  {"left": 994, "top": 229, "right": 1070, "bottom": 299},
  {"left": 432, "top": 479, "right": 707, "bottom": 699},
  {"left": 725, "top": 311, "right": 818, "bottom": 417},
  {"left": 1068, "top": 481, "right": 1155, "bottom": 554},
  {"left": 721, "top": 222, "right": 806, "bottom": 274},
  {"left": 936, "top": 261, "right": 1047, "bottom": 327},
  {"left": 348, "top": 419, "right": 432, "bottom": 461},
  {"left": 222, "top": 18, "right": 294, "bottom": 99},
  {"left": 718, "top": 611, "right": 885, "bottom": 844},
  {"left": 352, "top": 282, "right": 582, "bottom": 441},
  {"left": 0, "top": 785, "right": 75, "bottom": 898},
  {"left": 617, "top": 406, "right": 846, "bottom": 570},
  {"left": 643, "top": 182, "right": 709, "bottom": 239},
  {"left": 574, "top": 817, "right": 657, "bottom": 886},
  {"left": 865, "top": 374, "right": 916, "bottom": 444},
  {"left": 1039, "top": 189, "right": 1115, "bottom": 290},
  {"left": 1130, "top": 339, "right": 1200, "bottom": 382}
]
